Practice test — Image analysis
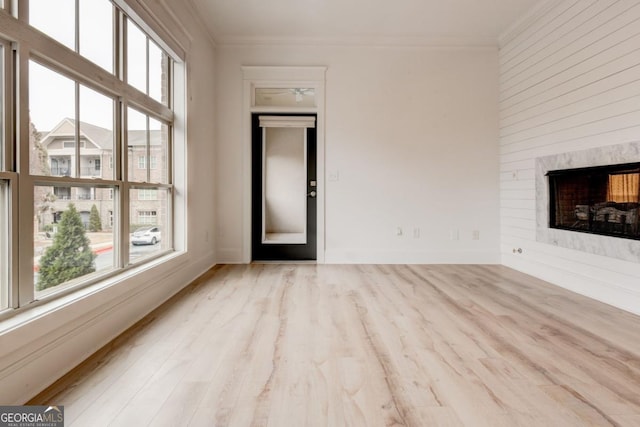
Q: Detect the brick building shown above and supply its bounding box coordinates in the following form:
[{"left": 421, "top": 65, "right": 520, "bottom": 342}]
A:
[{"left": 38, "top": 118, "right": 167, "bottom": 233}]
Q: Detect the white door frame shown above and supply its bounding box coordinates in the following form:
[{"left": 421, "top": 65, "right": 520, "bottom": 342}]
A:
[{"left": 241, "top": 66, "right": 327, "bottom": 263}]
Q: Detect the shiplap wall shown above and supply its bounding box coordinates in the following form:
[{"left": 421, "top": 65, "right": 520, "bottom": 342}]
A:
[{"left": 499, "top": 0, "right": 640, "bottom": 315}]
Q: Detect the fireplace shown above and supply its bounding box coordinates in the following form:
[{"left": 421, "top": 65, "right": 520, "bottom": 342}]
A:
[{"left": 547, "top": 162, "right": 640, "bottom": 240}]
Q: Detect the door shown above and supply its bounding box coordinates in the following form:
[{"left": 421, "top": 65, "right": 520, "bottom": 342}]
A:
[{"left": 252, "top": 113, "right": 317, "bottom": 261}]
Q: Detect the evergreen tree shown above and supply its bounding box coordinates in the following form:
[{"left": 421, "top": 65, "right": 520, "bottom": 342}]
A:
[
  {"left": 89, "top": 204, "right": 102, "bottom": 232},
  {"left": 37, "top": 204, "right": 96, "bottom": 291}
]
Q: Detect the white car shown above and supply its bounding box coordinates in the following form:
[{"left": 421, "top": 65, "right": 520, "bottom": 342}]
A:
[{"left": 131, "top": 226, "right": 161, "bottom": 245}]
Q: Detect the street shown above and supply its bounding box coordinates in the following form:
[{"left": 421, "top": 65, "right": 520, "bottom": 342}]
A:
[{"left": 95, "top": 243, "right": 161, "bottom": 269}]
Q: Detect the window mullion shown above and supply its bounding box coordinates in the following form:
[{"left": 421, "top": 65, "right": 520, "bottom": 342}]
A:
[
  {"left": 75, "top": 82, "right": 80, "bottom": 177},
  {"left": 114, "top": 6, "right": 122, "bottom": 81},
  {"left": 145, "top": 37, "right": 149, "bottom": 96},
  {"left": 74, "top": 0, "right": 80, "bottom": 53},
  {"left": 120, "top": 101, "right": 129, "bottom": 266},
  {"left": 119, "top": 10, "right": 126, "bottom": 84},
  {"left": 2, "top": 40, "right": 14, "bottom": 172},
  {"left": 146, "top": 116, "right": 150, "bottom": 183},
  {"left": 16, "top": 41, "right": 34, "bottom": 306},
  {"left": 15, "top": 0, "right": 26, "bottom": 22},
  {"left": 0, "top": 171, "right": 18, "bottom": 310}
]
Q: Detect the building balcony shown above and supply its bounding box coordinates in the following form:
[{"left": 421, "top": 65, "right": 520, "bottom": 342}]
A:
[
  {"left": 50, "top": 167, "right": 71, "bottom": 177},
  {"left": 81, "top": 167, "right": 102, "bottom": 177}
]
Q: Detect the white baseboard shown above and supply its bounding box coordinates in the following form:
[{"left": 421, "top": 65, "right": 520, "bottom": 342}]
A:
[
  {"left": 503, "top": 253, "right": 640, "bottom": 316},
  {"left": 216, "top": 248, "right": 244, "bottom": 264},
  {"left": 324, "top": 249, "right": 500, "bottom": 265}
]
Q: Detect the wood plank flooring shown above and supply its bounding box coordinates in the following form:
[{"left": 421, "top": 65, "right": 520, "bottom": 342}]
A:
[{"left": 30, "top": 264, "right": 640, "bottom": 426}]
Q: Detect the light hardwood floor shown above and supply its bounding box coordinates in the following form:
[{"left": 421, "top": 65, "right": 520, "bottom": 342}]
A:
[{"left": 30, "top": 264, "right": 640, "bottom": 426}]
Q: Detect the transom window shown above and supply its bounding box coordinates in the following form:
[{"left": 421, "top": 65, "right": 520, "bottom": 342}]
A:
[{"left": 0, "top": 0, "right": 183, "bottom": 315}]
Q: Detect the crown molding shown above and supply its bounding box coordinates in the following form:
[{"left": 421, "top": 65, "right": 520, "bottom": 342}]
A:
[
  {"left": 216, "top": 34, "right": 499, "bottom": 49},
  {"left": 183, "top": 0, "right": 218, "bottom": 48}
]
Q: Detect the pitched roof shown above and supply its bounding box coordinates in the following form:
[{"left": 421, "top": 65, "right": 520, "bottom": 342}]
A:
[{"left": 40, "top": 118, "right": 163, "bottom": 149}]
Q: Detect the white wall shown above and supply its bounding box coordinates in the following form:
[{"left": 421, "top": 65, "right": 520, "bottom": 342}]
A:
[
  {"left": 499, "top": 0, "right": 640, "bottom": 314},
  {"left": 0, "top": 0, "right": 217, "bottom": 404},
  {"left": 216, "top": 45, "right": 501, "bottom": 264}
]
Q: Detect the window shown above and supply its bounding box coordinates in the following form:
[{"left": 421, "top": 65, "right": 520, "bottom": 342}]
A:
[
  {"left": 30, "top": 0, "right": 114, "bottom": 73},
  {"left": 34, "top": 185, "right": 115, "bottom": 295},
  {"left": 128, "top": 109, "right": 169, "bottom": 184},
  {"left": 53, "top": 187, "right": 71, "bottom": 200},
  {"left": 29, "top": 0, "right": 76, "bottom": 50},
  {"left": 138, "top": 189, "right": 157, "bottom": 200},
  {"left": 137, "top": 210, "right": 157, "bottom": 224},
  {"left": 0, "top": 0, "right": 181, "bottom": 312},
  {"left": 127, "top": 19, "right": 169, "bottom": 104},
  {"left": 131, "top": 187, "right": 170, "bottom": 263}
]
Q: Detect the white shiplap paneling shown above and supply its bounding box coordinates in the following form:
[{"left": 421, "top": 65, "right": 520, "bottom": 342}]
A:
[{"left": 499, "top": 0, "right": 640, "bottom": 315}]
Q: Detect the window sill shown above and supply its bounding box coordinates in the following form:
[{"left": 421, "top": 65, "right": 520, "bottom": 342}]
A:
[{"left": 0, "top": 250, "right": 187, "bottom": 334}]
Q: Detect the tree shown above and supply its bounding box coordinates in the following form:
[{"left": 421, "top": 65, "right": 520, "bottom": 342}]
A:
[
  {"left": 89, "top": 204, "right": 102, "bottom": 232},
  {"left": 30, "top": 119, "right": 55, "bottom": 231},
  {"left": 37, "top": 204, "right": 96, "bottom": 291}
]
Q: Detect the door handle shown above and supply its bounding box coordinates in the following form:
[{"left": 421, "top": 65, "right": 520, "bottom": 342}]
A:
[{"left": 308, "top": 190, "right": 317, "bottom": 198}]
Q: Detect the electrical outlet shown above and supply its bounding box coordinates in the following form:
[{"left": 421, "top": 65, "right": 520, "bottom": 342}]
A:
[
  {"left": 472, "top": 230, "right": 480, "bottom": 240},
  {"left": 413, "top": 228, "right": 420, "bottom": 238}
]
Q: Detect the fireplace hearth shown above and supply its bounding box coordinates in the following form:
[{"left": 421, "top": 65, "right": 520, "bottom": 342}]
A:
[{"left": 548, "top": 162, "right": 640, "bottom": 240}]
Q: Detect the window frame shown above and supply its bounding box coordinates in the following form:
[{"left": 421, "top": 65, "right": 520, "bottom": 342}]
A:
[
  {"left": 0, "top": 0, "right": 183, "bottom": 317},
  {"left": 0, "top": 33, "right": 16, "bottom": 312}
]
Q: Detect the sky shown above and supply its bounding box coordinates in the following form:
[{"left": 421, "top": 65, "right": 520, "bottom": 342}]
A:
[{"left": 28, "top": 0, "right": 163, "bottom": 132}]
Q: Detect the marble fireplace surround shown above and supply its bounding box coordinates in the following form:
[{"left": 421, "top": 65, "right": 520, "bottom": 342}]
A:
[{"left": 536, "top": 142, "right": 640, "bottom": 263}]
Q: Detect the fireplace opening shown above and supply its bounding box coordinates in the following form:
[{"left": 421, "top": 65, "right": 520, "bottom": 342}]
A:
[{"left": 547, "top": 162, "right": 640, "bottom": 240}]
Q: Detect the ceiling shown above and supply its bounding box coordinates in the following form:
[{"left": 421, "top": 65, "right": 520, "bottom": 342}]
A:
[{"left": 190, "top": 0, "right": 544, "bottom": 46}]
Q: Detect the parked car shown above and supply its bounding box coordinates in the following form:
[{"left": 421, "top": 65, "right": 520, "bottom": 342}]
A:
[{"left": 131, "top": 226, "right": 161, "bottom": 245}]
